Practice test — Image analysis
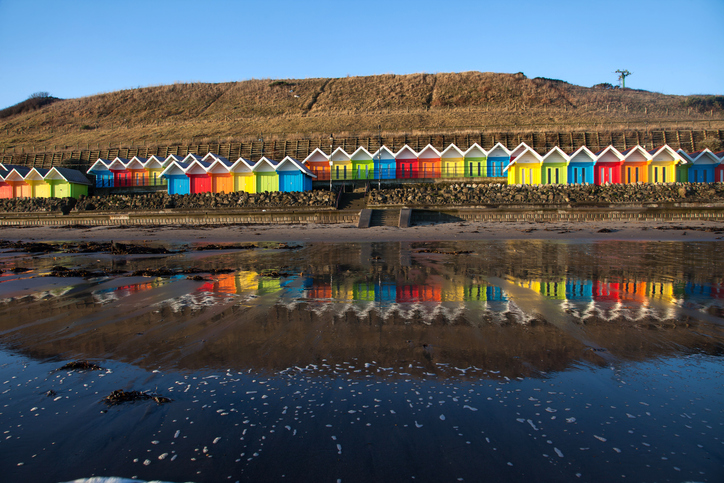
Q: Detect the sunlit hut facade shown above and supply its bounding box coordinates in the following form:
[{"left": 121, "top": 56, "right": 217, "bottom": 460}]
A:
[
  {"left": 43, "top": 167, "right": 91, "bottom": 198},
  {"left": 417, "top": 144, "right": 441, "bottom": 178},
  {"left": 302, "top": 148, "right": 331, "bottom": 181},
  {"left": 372, "top": 146, "right": 396, "bottom": 179},
  {"left": 716, "top": 151, "right": 724, "bottom": 182},
  {"left": 0, "top": 166, "right": 10, "bottom": 199},
  {"left": 183, "top": 155, "right": 212, "bottom": 194},
  {"left": 648, "top": 145, "right": 681, "bottom": 183},
  {"left": 620, "top": 146, "right": 650, "bottom": 184},
  {"left": 107, "top": 157, "right": 132, "bottom": 187},
  {"left": 395, "top": 145, "right": 418, "bottom": 179},
  {"left": 439, "top": 144, "right": 464, "bottom": 178},
  {"left": 4, "top": 167, "right": 32, "bottom": 197},
  {"left": 594, "top": 146, "right": 624, "bottom": 185},
  {"left": 541, "top": 146, "right": 569, "bottom": 184},
  {"left": 504, "top": 145, "right": 542, "bottom": 185},
  {"left": 464, "top": 143, "right": 487, "bottom": 178},
  {"left": 276, "top": 156, "right": 315, "bottom": 192},
  {"left": 204, "top": 154, "right": 234, "bottom": 194},
  {"left": 142, "top": 155, "right": 169, "bottom": 185},
  {"left": 252, "top": 157, "right": 279, "bottom": 192},
  {"left": 160, "top": 161, "right": 191, "bottom": 195},
  {"left": 685, "top": 149, "right": 719, "bottom": 183},
  {"left": 350, "top": 147, "right": 375, "bottom": 180},
  {"left": 329, "top": 147, "right": 352, "bottom": 181},
  {"left": 25, "top": 168, "right": 51, "bottom": 198},
  {"left": 485, "top": 142, "right": 510, "bottom": 177},
  {"left": 229, "top": 157, "right": 255, "bottom": 193},
  {"left": 567, "top": 146, "right": 596, "bottom": 184},
  {"left": 87, "top": 159, "right": 113, "bottom": 187},
  {"left": 676, "top": 149, "right": 693, "bottom": 183}
]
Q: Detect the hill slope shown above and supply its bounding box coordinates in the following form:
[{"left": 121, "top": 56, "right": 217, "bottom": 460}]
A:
[{"left": 1, "top": 72, "right": 722, "bottom": 152}]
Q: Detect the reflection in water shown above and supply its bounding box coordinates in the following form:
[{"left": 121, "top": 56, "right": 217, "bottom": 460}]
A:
[{"left": 0, "top": 240, "right": 722, "bottom": 483}]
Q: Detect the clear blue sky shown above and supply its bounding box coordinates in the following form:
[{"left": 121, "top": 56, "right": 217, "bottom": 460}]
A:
[{"left": 1, "top": 0, "right": 722, "bottom": 110}]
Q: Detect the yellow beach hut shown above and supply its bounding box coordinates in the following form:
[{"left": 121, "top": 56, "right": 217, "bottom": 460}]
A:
[
  {"left": 230, "top": 157, "right": 256, "bottom": 193},
  {"left": 330, "top": 147, "right": 352, "bottom": 181},
  {"left": 648, "top": 145, "right": 681, "bottom": 184},
  {"left": 504, "top": 144, "right": 543, "bottom": 185},
  {"left": 24, "top": 168, "right": 51, "bottom": 198},
  {"left": 440, "top": 144, "right": 465, "bottom": 178}
]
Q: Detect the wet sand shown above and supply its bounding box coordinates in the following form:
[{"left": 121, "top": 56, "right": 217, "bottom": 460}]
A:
[{"left": 2, "top": 218, "right": 724, "bottom": 243}]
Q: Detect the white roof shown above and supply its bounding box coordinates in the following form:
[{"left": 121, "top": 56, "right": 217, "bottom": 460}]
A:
[
  {"left": 569, "top": 145, "right": 597, "bottom": 163},
  {"left": 252, "top": 156, "right": 279, "bottom": 172},
  {"left": 691, "top": 149, "right": 721, "bottom": 165},
  {"left": 372, "top": 146, "right": 396, "bottom": 160},
  {"left": 649, "top": 144, "right": 682, "bottom": 163},
  {"left": 503, "top": 147, "right": 542, "bottom": 172},
  {"left": 509, "top": 142, "right": 533, "bottom": 159},
  {"left": 160, "top": 161, "right": 191, "bottom": 177},
  {"left": 350, "top": 146, "right": 374, "bottom": 161},
  {"left": 417, "top": 144, "right": 441, "bottom": 159},
  {"left": 25, "top": 167, "right": 50, "bottom": 181},
  {"left": 621, "top": 145, "right": 651, "bottom": 162},
  {"left": 464, "top": 143, "right": 486, "bottom": 158},
  {"left": 277, "top": 156, "right": 317, "bottom": 178},
  {"left": 595, "top": 146, "right": 624, "bottom": 162},
  {"left": 143, "top": 155, "right": 167, "bottom": 169},
  {"left": 486, "top": 142, "right": 511, "bottom": 157},
  {"left": 395, "top": 145, "right": 417, "bottom": 159},
  {"left": 541, "top": 146, "right": 570, "bottom": 164},
  {"left": 230, "top": 157, "right": 256, "bottom": 173},
  {"left": 441, "top": 144, "right": 465, "bottom": 158},
  {"left": 302, "top": 147, "right": 330, "bottom": 164},
  {"left": 87, "top": 158, "right": 112, "bottom": 174},
  {"left": 44, "top": 167, "right": 92, "bottom": 185},
  {"left": 330, "top": 147, "right": 351, "bottom": 162}
]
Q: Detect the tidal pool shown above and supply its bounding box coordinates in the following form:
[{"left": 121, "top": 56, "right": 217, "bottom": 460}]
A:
[{"left": 0, "top": 240, "right": 722, "bottom": 482}]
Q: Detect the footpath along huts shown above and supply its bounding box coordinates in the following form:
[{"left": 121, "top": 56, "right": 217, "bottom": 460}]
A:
[
  {"left": 87, "top": 159, "right": 114, "bottom": 187},
  {"left": 252, "top": 157, "right": 280, "bottom": 192},
  {"left": 648, "top": 145, "right": 680, "bottom": 183},
  {"left": 44, "top": 167, "right": 91, "bottom": 198},
  {"left": 440, "top": 144, "right": 465, "bottom": 178},
  {"left": 621, "top": 146, "right": 651, "bottom": 184},
  {"left": 25, "top": 168, "right": 51, "bottom": 198},
  {"left": 276, "top": 156, "right": 315, "bottom": 192},
  {"left": 417, "top": 145, "right": 441, "bottom": 178},
  {"left": 330, "top": 147, "right": 352, "bottom": 181},
  {"left": 486, "top": 143, "right": 510, "bottom": 177},
  {"left": 372, "top": 146, "right": 396, "bottom": 179},
  {"left": 230, "top": 157, "right": 256, "bottom": 193},
  {"left": 350, "top": 147, "right": 375, "bottom": 180},
  {"left": 302, "top": 148, "right": 331, "bottom": 180},
  {"left": 541, "top": 146, "right": 569, "bottom": 184},
  {"left": 395, "top": 145, "right": 418, "bottom": 179},
  {"left": 160, "top": 161, "right": 191, "bottom": 195},
  {"left": 567, "top": 146, "right": 596, "bottom": 184},
  {"left": 594, "top": 146, "right": 624, "bottom": 185},
  {"left": 464, "top": 143, "right": 487, "bottom": 178}
]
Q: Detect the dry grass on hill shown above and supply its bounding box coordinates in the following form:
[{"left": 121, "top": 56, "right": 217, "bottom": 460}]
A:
[{"left": 1, "top": 72, "right": 722, "bottom": 153}]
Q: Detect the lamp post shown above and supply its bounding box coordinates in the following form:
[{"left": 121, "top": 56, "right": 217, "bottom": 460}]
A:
[{"left": 329, "top": 134, "right": 334, "bottom": 192}]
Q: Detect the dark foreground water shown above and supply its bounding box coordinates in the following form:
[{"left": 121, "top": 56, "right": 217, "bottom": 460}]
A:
[{"left": 0, "top": 240, "right": 722, "bottom": 483}]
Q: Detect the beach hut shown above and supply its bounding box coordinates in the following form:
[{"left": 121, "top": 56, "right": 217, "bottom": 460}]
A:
[
  {"left": 229, "top": 157, "right": 256, "bottom": 193},
  {"left": 277, "top": 156, "right": 316, "bottom": 192},
  {"left": 252, "top": 157, "right": 279, "bottom": 192},
  {"left": 684, "top": 149, "right": 719, "bottom": 183},
  {"left": 486, "top": 143, "right": 510, "bottom": 178},
  {"left": 648, "top": 145, "right": 680, "bottom": 184},
  {"left": 372, "top": 146, "right": 396, "bottom": 179},
  {"left": 464, "top": 143, "right": 487, "bottom": 178},
  {"left": 417, "top": 144, "right": 441, "bottom": 179},
  {"left": 125, "top": 156, "right": 149, "bottom": 187},
  {"left": 107, "top": 157, "right": 132, "bottom": 187},
  {"left": 440, "top": 144, "right": 465, "bottom": 178},
  {"left": 567, "top": 146, "right": 596, "bottom": 184},
  {"left": 24, "top": 168, "right": 51, "bottom": 198},
  {"left": 503, "top": 146, "right": 542, "bottom": 185},
  {"left": 0, "top": 167, "right": 11, "bottom": 199},
  {"left": 204, "top": 154, "right": 234, "bottom": 194},
  {"left": 182, "top": 155, "right": 212, "bottom": 194},
  {"left": 330, "top": 147, "right": 352, "bottom": 181},
  {"left": 350, "top": 147, "right": 375, "bottom": 180},
  {"left": 4, "top": 167, "right": 32, "bottom": 197},
  {"left": 716, "top": 151, "right": 724, "bottom": 182},
  {"left": 160, "top": 161, "right": 191, "bottom": 195},
  {"left": 87, "top": 158, "right": 114, "bottom": 188},
  {"left": 395, "top": 145, "right": 418, "bottom": 179},
  {"left": 302, "top": 148, "right": 331, "bottom": 181},
  {"left": 675, "top": 149, "right": 693, "bottom": 183},
  {"left": 541, "top": 146, "right": 569, "bottom": 184},
  {"left": 621, "top": 146, "right": 651, "bottom": 184},
  {"left": 594, "top": 146, "right": 624, "bottom": 185},
  {"left": 43, "top": 167, "right": 91, "bottom": 198},
  {"left": 142, "top": 155, "right": 168, "bottom": 186}
]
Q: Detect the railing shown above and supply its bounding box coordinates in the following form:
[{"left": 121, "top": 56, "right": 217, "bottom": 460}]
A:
[
  {"left": 312, "top": 165, "right": 506, "bottom": 181},
  {"left": 95, "top": 173, "right": 168, "bottom": 188}
]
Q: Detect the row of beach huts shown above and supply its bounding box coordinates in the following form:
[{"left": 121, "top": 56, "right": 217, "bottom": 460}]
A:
[{"left": 1, "top": 142, "right": 724, "bottom": 200}]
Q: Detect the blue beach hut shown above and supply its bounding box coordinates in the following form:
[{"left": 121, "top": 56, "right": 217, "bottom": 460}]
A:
[
  {"left": 567, "top": 146, "right": 596, "bottom": 184},
  {"left": 687, "top": 149, "right": 719, "bottom": 183},
  {"left": 372, "top": 146, "right": 396, "bottom": 179},
  {"left": 160, "top": 161, "right": 191, "bottom": 195},
  {"left": 277, "top": 156, "right": 316, "bottom": 192},
  {"left": 485, "top": 142, "right": 510, "bottom": 178},
  {"left": 87, "top": 158, "right": 114, "bottom": 188}
]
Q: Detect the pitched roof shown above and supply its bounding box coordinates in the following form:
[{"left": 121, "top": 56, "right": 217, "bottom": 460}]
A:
[
  {"left": 372, "top": 146, "right": 396, "bottom": 160},
  {"left": 252, "top": 156, "right": 279, "bottom": 172},
  {"left": 568, "top": 145, "right": 597, "bottom": 161},
  {"left": 595, "top": 146, "right": 624, "bottom": 161},
  {"left": 417, "top": 144, "right": 441, "bottom": 158},
  {"left": 87, "top": 159, "right": 113, "bottom": 174},
  {"left": 395, "top": 145, "right": 417, "bottom": 159},
  {"left": 330, "top": 147, "right": 351, "bottom": 162},
  {"left": 160, "top": 161, "right": 191, "bottom": 177},
  {"left": 230, "top": 157, "right": 256, "bottom": 173},
  {"left": 25, "top": 167, "right": 50, "bottom": 181},
  {"left": 541, "top": 146, "right": 570, "bottom": 163},
  {"left": 486, "top": 142, "right": 511, "bottom": 157},
  {"left": 4, "top": 168, "right": 31, "bottom": 181},
  {"left": 463, "top": 143, "right": 486, "bottom": 157},
  {"left": 277, "top": 156, "right": 317, "bottom": 177},
  {"left": 45, "top": 167, "right": 92, "bottom": 185},
  {"left": 350, "top": 146, "right": 374, "bottom": 160},
  {"left": 302, "top": 147, "right": 330, "bottom": 164}
]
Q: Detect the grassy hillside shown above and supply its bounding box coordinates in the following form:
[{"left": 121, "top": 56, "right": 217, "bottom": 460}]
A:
[{"left": 1, "top": 72, "right": 722, "bottom": 153}]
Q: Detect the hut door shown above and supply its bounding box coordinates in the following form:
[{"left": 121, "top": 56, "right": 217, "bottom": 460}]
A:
[
  {"left": 469, "top": 162, "right": 473, "bottom": 176},
  {"left": 521, "top": 169, "right": 526, "bottom": 184}
]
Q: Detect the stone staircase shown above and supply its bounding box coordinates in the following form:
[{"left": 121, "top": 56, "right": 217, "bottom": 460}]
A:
[{"left": 370, "top": 209, "right": 400, "bottom": 227}]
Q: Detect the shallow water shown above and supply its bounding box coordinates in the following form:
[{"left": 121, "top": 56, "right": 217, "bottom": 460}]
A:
[{"left": 0, "top": 240, "right": 722, "bottom": 482}]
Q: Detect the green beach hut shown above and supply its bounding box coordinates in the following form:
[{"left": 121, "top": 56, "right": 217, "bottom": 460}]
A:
[
  {"left": 44, "top": 167, "right": 91, "bottom": 198},
  {"left": 541, "top": 146, "right": 569, "bottom": 184},
  {"left": 350, "top": 147, "right": 375, "bottom": 180}
]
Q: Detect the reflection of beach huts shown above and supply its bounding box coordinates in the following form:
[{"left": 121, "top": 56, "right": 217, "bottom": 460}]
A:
[
  {"left": 619, "top": 280, "right": 647, "bottom": 303},
  {"left": 417, "top": 145, "right": 441, "bottom": 179},
  {"left": 646, "top": 282, "right": 673, "bottom": 302},
  {"left": 277, "top": 156, "right": 315, "bottom": 192},
  {"left": 350, "top": 147, "right": 375, "bottom": 180},
  {"left": 330, "top": 147, "right": 352, "bottom": 181},
  {"left": 306, "top": 279, "right": 332, "bottom": 300},
  {"left": 539, "top": 279, "right": 567, "bottom": 299},
  {"left": 541, "top": 146, "right": 569, "bottom": 185},
  {"left": 486, "top": 143, "right": 509, "bottom": 178},
  {"left": 396, "top": 284, "right": 419, "bottom": 303},
  {"left": 464, "top": 143, "right": 487, "bottom": 178},
  {"left": 464, "top": 282, "right": 488, "bottom": 301},
  {"left": 594, "top": 146, "right": 624, "bottom": 185},
  {"left": 592, "top": 281, "right": 620, "bottom": 301},
  {"left": 565, "top": 280, "right": 593, "bottom": 300},
  {"left": 303, "top": 148, "right": 331, "bottom": 181},
  {"left": 353, "top": 281, "right": 377, "bottom": 301},
  {"left": 375, "top": 281, "right": 397, "bottom": 303},
  {"left": 440, "top": 144, "right": 465, "bottom": 178},
  {"left": 648, "top": 145, "right": 680, "bottom": 184},
  {"left": 252, "top": 157, "right": 280, "bottom": 192},
  {"left": 621, "top": 146, "right": 651, "bottom": 184},
  {"left": 486, "top": 286, "right": 508, "bottom": 301},
  {"left": 395, "top": 145, "right": 418, "bottom": 179},
  {"left": 567, "top": 146, "right": 596, "bottom": 184}
]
